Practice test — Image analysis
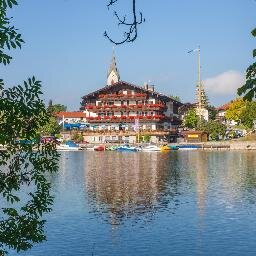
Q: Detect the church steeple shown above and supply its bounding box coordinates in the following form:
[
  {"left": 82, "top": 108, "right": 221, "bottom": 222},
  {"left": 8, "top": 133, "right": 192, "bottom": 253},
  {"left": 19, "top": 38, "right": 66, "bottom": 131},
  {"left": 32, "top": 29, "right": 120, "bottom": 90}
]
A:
[{"left": 107, "top": 50, "right": 120, "bottom": 86}]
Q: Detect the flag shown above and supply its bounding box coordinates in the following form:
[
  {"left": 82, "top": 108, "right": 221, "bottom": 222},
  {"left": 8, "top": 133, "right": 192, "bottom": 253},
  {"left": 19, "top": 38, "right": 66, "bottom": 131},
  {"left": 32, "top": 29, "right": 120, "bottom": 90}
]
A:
[
  {"left": 187, "top": 48, "right": 200, "bottom": 54},
  {"left": 134, "top": 119, "right": 139, "bottom": 132}
]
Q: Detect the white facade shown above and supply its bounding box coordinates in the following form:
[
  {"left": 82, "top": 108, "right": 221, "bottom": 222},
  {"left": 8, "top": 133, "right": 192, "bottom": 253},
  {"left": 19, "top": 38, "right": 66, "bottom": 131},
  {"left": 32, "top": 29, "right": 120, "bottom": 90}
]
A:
[
  {"left": 196, "top": 107, "right": 209, "bottom": 121},
  {"left": 107, "top": 70, "right": 119, "bottom": 86}
]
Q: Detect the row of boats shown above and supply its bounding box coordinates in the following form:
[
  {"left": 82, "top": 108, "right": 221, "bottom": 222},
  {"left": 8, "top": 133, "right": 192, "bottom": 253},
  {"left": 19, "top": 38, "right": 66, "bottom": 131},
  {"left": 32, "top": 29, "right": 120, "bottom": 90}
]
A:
[
  {"left": 93, "top": 144, "right": 177, "bottom": 152},
  {"left": 56, "top": 141, "right": 201, "bottom": 152}
]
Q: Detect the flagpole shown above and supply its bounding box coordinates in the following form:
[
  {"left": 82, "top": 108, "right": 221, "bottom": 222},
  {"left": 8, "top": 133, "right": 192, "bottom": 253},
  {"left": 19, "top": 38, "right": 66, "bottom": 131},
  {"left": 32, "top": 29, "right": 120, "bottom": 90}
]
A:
[
  {"left": 197, "top": 45, "right": 202, "bottom": 120},
  {"left": 188, "top": 46, "right": 203, "bottom": 121},
  {"left": 62, "top": 115, "right": 65, "bottom": 132}
]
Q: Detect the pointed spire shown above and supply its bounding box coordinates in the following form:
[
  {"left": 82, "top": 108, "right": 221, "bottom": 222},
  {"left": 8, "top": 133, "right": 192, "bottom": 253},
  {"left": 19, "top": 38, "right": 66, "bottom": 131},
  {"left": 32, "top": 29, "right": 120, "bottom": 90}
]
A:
[{"left": 107, "top": 49, "right": 120, "bottom": 86}]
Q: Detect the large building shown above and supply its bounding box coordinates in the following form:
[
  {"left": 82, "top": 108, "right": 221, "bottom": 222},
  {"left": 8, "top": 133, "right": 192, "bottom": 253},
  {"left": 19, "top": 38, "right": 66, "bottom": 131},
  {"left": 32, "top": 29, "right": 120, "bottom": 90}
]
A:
[{"left": 80, "top": 53, "right": 183, "bottom": 143}]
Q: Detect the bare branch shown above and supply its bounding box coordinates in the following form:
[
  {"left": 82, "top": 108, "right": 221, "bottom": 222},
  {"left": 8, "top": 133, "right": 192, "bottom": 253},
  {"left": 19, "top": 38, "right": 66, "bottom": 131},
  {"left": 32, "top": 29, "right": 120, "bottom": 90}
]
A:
[
  {"left": 107, "top": 0, "right": 118, "bottom": 9},
  {"left": 104, "top": 0, "right": 145, "bottom": 45}
]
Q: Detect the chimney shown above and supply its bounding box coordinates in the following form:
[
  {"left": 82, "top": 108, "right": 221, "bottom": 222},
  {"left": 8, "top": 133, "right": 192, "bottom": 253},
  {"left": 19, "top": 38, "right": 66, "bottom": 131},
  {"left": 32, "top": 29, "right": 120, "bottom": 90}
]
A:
[
  {"left": 144, "top": 82, "right": 149, "bottom": 90},
  {"left": 147, "top": 85, "right": 155, "bottom": 92}
]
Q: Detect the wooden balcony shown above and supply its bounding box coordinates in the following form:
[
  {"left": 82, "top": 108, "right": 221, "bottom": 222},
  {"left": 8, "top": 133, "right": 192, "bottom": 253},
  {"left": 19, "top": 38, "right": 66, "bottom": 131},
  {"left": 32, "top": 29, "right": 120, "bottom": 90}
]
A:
[
  {"left": 86, "top": 115, "right": 171, "bottom": 123},
  {"left": 98, "top": 93, "right": 147, "bottom": 101},
  {"left": 85, "top": 103, "right": 166, "bottom": 112}
]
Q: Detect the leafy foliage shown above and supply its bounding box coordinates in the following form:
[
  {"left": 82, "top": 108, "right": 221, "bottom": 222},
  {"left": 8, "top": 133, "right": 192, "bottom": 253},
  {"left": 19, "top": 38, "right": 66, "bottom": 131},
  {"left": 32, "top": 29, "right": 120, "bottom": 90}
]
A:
[
  {"left": 224, "top": 99, "right": 256, "bottom": 129},
  {"left": 183, "top": 109, "right": 199, "bottom": 128},
  {"left": 0, "top": 0, "right": 24, "bottom": 65},
  {"left": 225, "top": 98, "right": 245, "bottom": 122},
  {"left": 71, "top": 132, "right": 84, "bottom": 143},
  {"left": 237, "top": 27, "right": 256, "bottom": 100},
  {"left": 0, "top": 78, "right": 59, "bottom": 255},
  {"left": 240, "top": 101, "right": 256, "bottom": 129},
  {"left": 37, "top": 103, "right": 66, "bottom": 136},
  {"left": 0, "top": 1, "right": 59, "bottom": 255},
  {"left": 207, "top": 105, "right": 217, "bottom": 120},
  {"left": 38, "top": 116, "right": 61, "bottom": 136},
  {"left": 47, "top": 104, "right": 67, "bottom": 114},
  {"left": 143, "top": 134, "right": 151, "bottom": 143},
  {"left": 198, "top": 120, "right": 226, "bottom": 141}
]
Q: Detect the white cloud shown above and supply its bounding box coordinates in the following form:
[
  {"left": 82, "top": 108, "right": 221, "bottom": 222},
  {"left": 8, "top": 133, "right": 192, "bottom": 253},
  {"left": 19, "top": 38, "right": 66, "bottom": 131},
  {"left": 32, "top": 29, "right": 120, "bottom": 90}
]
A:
[{"left": 204, "top": 71, "right": 245, "bottom": 96}]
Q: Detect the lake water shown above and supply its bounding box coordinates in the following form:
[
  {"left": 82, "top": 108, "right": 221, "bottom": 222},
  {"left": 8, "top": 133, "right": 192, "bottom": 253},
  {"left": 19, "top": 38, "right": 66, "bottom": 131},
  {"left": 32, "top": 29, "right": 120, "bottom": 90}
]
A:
[{"left": 12, "top": 151, "right": 256, "bottom": 255}]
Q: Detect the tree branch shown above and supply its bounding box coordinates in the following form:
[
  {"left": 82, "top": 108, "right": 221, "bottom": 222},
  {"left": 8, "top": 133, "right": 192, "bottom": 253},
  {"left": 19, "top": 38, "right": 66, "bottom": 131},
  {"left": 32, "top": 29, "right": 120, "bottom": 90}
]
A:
[{"left": 104, "top": 0, "right": 145, "bottom": 45}]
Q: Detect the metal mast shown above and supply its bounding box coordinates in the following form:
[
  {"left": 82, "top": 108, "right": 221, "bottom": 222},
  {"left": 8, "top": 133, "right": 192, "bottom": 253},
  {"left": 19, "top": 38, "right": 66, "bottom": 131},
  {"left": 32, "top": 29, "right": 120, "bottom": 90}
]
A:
[{"left": 188, "top": 45, "right": 208, "bottom": 121}]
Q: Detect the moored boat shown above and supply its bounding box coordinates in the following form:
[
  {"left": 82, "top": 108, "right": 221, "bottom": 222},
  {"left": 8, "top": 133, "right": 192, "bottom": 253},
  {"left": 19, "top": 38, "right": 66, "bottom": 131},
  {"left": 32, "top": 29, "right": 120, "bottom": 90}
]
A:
[
  {"left": 178, "top": 144, "right": 201, "bottom": 150},
  {"left": 56, "top": 141, "right": 81, "bottom": 151},
  {"left": 141, "top": 145, "right": 161, "bottom": 152},
  {"left": 169, "top": 145, "right": 179, "bottom": 150},
  {"left": 116, "top": 145, "right": 138, "bottom": 152},
  {"left": 93, "top": 145, "right": 106, "bottom": 151},
  {"left": 160, "top": 145, "right": 171, "bottom": 152}
]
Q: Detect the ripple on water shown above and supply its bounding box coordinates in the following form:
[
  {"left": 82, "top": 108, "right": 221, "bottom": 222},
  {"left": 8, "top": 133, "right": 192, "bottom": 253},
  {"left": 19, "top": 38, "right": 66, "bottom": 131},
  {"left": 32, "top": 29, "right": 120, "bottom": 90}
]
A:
[{"left": 8, "top": 150, "right": 256, "bottom": 256}]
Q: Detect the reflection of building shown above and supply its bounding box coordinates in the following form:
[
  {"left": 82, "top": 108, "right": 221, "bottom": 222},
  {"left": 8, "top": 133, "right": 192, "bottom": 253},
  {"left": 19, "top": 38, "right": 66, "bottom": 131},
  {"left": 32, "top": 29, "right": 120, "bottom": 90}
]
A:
[
  {"left": 190, "top": 152, "right": 208, "bottom": 216},
  {"left": 80, "top": 53, "right": 182, "bottom": 143},
  {"left": 84, "top": 152, "right": 180, "bottom": 226}
]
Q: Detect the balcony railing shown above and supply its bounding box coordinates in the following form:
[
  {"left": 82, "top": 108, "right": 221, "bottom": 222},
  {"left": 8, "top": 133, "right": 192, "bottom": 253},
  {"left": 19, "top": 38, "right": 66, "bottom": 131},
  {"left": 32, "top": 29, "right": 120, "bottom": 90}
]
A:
[
  {"left": 98, "top": 93, "right": 147, "bottom": 100},
  {"left": 85, "top": 103, "right": 166, "bottom": 112},
  {"left": 86, "top": 115, "right": 172, "bottom": 123}
]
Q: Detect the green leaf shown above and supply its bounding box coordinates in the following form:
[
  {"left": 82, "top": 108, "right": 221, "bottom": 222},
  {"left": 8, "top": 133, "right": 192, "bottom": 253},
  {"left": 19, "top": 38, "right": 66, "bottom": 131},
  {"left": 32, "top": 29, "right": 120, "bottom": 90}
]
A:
[
  {"left": 10, "top": 41, "right": 16, "bottom": 49},
  {"left": 252, "top": 28, "right": 256, "bottom": 37}
]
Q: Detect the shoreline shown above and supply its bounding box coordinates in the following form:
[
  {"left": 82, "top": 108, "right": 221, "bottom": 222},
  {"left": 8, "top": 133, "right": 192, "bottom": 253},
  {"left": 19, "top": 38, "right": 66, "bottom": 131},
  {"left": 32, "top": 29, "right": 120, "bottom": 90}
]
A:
[
  {"left": 175, "top": 141, "right": 256, "bottom": 150},
  {"left": 79, "top": 141, "right": 256, "bottom": 151},
  {"left": 1, "top": 141, "right": 256, "bottom": 151}
]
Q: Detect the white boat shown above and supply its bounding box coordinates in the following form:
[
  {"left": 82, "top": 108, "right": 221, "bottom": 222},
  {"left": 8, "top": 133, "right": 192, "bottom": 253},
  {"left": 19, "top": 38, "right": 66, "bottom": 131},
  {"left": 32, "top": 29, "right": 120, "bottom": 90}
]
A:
[
  {"left": 56, "top": 141, "right": 82, "bottom": 151},
  {"left": 178, "top": 145, "right": 201, "bottom": 150},
  {"left": 116, "top": 145, "right": 138, "bottom": 152},
  {"left": 141, "top": 145, "right": 161, "bottom": 152}
]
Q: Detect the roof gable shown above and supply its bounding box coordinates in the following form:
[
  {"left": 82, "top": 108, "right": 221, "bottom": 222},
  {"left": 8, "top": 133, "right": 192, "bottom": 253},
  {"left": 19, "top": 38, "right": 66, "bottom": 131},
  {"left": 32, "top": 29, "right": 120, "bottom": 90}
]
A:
[
  {"left": 55, "top": 112, "right": 87, "bottom": 118},
  {"left": 81, "top": 81, "right": 182, "bottom": 105}
]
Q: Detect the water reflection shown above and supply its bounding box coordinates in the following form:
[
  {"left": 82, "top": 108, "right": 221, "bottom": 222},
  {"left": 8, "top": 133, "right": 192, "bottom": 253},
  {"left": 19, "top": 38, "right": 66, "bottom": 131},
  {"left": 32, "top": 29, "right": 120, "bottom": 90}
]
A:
[
  {"left": 84, "top": 151, "right": 182, "bottom": 226},
  {"left": 83, "top": 151, "right": 256, "bottom": 227},
  {"left": 9, "top": 151, "right": 256, "bottom": 256}
]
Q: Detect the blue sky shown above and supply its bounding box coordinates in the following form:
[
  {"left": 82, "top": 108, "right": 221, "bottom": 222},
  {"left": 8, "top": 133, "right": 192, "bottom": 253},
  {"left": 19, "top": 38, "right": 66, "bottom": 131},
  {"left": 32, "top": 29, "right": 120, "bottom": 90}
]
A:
[{"left": 2, "top": 0, "right": 255, "bottom": 110}]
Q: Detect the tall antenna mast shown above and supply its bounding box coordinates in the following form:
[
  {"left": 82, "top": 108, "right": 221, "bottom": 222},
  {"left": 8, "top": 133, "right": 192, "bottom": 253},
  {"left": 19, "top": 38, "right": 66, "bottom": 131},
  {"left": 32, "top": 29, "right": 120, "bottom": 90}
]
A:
[{"left": 188, "top": 45, "right": 208, "bottom": 121}]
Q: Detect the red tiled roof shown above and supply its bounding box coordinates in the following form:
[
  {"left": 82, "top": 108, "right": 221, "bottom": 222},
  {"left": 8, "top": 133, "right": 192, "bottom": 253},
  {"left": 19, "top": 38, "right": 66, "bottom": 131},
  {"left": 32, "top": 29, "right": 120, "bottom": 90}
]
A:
[
  {"left": 55, "top": 111, "right": 86, "bottom": 118},
  {"left": 217, "top": 103, "right": 231, "bottom": 111}
]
